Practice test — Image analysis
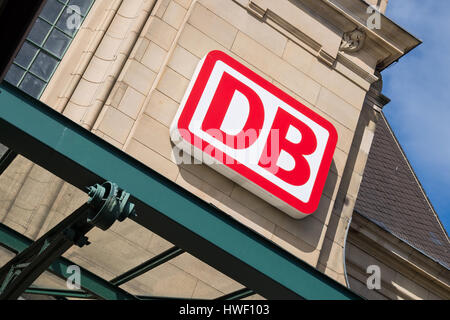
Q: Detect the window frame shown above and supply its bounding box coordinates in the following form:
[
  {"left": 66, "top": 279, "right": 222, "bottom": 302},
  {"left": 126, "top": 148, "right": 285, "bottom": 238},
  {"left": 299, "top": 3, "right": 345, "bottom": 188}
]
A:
[{"left": 5, "top": 0, "right": 95, "bottom": 98}]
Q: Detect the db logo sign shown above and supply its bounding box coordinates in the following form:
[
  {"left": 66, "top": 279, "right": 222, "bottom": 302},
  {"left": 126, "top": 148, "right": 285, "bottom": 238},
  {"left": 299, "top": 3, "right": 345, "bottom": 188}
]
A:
[{"left": 170, "top": 51, "right": 337, "bottom": 218}]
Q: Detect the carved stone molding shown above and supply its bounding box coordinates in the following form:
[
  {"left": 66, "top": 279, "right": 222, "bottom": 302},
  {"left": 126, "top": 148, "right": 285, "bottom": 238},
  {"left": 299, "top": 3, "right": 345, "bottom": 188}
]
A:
[
  {"left": 243, "top": 0, "right": 334, "bottom": 67},
  {"left": 340, "top": 29, "right": 366, "bottom": 53},
  {"left": 364, "top": 73, "right": 390, "bottom": 112},
  {"left": 235, "top": 0, "right": 415, "bottom": 90},
  {"left": 336, "top": 53, "right": 378, "bottom": 85}
]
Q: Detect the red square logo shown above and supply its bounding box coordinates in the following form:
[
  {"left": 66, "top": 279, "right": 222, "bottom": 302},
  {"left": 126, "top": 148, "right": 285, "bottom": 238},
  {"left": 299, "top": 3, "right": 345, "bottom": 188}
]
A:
[{"left": 170, "top": 51, "right": 338, "bottom": 218}]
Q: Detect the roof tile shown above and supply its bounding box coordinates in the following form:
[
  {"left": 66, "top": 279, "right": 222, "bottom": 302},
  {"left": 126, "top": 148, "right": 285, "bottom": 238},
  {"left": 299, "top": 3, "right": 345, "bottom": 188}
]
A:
[{"left": 354, "top": 114, "right": 450, "bottom": 269}]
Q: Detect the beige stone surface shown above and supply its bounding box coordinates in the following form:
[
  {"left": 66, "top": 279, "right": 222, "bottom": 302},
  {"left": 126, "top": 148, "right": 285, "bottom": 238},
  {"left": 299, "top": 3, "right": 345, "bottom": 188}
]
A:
[
  {"left": 133, "top": 114, "right": 174, "bottom": 160},
  {"left": 321, "top": 114, "right": 355, "bottom": 155},
  {"left": 108, "top": 82, "right": 128, "bottom": 109},
  {"left": 332, "top": 148, "right": 348, "bottom": 178},
  {"left": 176, "top": 168, "right": 276, "bottom": 240},
  {"left": 141, "top": 42, "right": 168, "bottom": 73},
  {"left": 318, "top": 238, "right": 345, "bottom": 275},
  {"left": 171, "top": 253, "right": 243, "bottom": 294},
  {"left": 96, "top": 107, "right": 135, "bottom": 144},
  {"left": 199, "top": 0, "right": 288, "bottom": 56},
  {"left": 145, "top": 17, "right": 178, "bottom": 51},
  {"left": 180, "top": 162, "right": 235, "bottom": 196},
  {"left": 94, "top": 33, "right": 125, "bottom": 61},
  {"left": 0, "top": 247, "right": 15, "bottom": 268},
  {"left": 347, "top": 171, "right": 363, "bottom": 201},
  {"left": 248, "top": 0, "right": 341, "bottom": 59},
  {"left": 144, "top": 90, "right": 179, "bottom": 127},
  {"left": 146, "top": 234, "right": 174, "bottom": 256},
  {"left": 0, "top": 165, "right": 66, "bottom": 240},
  {"left": 232, "top": 31, "right": 321, "bottom": 105},
  {"left": 126, "top": 139, "right": 180, "bottom": 181},
  {"left": 188, "top": 3, "right": 238, "bottom": 49},
  {"left": 270, "top": 226, "right": 320, "bottom": 266},
  {"left": 32, "top": 271, "right": 70, "bottom": 295},
  {"left": 168, "top": 45, "right": 200, "bottom": 80},
  {"left": 65, "top": 229, "right": 155, "bottom": 279},
  {"left": 162, "top": 0, "right": 187, "bottom": 29},
  {"left": 308, "top": 61, "right": 367, "bottom": 110},
  {"left": 121, "top": 60, "right": 157, "bottom": 95},
  {"left": 109, "top": 218, "right": 154, "bottom": 251},
  {"left": 155, "top": 0, "right": 171, "bottom": 18},
  {"left": 100, "top": 132, "right": 124, "bottom": 149},
  {"left": 118, "top": 86, "right": 146, "bottom": 119},
  {"left": 82, "top": 55, "right": 111, "bottom": 83},
  {"left": 121, "top": 261, "right": 199, "bottom": 298},
  {"left": 174, "top": 0, "right": 192, "bottom": 9},
  {"left": 316, "top": 87, "right": 361, "bottom": 131},
  {"left": 243, "top": 293, "right": 265, "bottom": 300},
  {"left": 191, "top": 280, "right": 223, "bottom": 299},
  {"left": 107, "top": 12, "right": 134, "bottom": 39},
  {"left": 282, "top": 40, "right": 315, "bottom": 74},
  {"left": 178, "top": 23, "right": 229, "bottom": 59},
  {"left": 0, "top": 157, "right": 34, "bottom": 217},
  {"left": 156, "top": 67, "right": 190, "bottom": 103},
  {"left": 69, "top": 79, "right": 100, "bottom": 107},
  {"left": 324, "top": 214, "right": 350, "bottom": 248}
]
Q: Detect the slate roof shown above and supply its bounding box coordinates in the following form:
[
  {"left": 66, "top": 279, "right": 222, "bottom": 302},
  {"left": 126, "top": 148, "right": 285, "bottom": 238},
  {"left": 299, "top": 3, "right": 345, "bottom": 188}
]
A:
[{"left": 354, "top": 113, "right": 450, "bottom": 269}]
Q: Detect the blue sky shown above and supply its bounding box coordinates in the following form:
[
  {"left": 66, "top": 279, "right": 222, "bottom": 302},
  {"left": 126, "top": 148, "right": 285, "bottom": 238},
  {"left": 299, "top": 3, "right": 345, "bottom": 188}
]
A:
[{"left": 382, "top": 0, "right": 450, "bottom": 234}]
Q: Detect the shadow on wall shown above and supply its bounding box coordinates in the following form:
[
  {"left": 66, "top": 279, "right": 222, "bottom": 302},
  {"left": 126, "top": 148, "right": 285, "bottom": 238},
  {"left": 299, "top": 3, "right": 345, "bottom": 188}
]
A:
[
  {"left": 318, "top": 99, "right": 379, "bottom": 276},
  {"left": 175, "top": 147, "right": 338, "bottom": 254}
]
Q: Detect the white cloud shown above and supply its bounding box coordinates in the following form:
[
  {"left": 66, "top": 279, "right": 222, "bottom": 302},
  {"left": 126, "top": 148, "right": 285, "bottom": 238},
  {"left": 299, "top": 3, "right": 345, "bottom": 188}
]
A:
[{"left": 382, "top": 0, "right": 450, "bottom": 229}]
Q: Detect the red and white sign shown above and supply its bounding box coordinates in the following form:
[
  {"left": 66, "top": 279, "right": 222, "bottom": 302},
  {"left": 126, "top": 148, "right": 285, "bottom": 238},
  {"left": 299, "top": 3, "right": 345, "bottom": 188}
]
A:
[{"left": 170, "top": 51, "right": 337, "bottom": 218}]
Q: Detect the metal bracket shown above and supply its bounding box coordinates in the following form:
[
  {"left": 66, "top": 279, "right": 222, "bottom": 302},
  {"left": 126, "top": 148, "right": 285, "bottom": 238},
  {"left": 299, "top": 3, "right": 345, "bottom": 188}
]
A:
[
  {"left": 87, "top": 181, "right": 136, "bottom": 230},
  {"left": 0, "top": 181, "right": 136, "bottom": 300}
]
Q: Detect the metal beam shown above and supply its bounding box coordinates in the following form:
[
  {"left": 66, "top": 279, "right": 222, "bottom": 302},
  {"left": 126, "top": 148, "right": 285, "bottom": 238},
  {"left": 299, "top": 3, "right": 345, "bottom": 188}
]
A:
[
  {"left": 111, "top": 247, "right": 184, "bottom": 286},
  {"left": 0, "top": 82, "right": 361, "bottom": 300},
  {"left": 216, "top": 288, "right": 255, "bottom": 300},
  {"left": 25, "top": 287, "right": 91, "bottom": 299},
  {"left": 24, "top": 287, "right": 194, "bottom": 300},
  {"left": 0, "top": 182, "right": 137, "bottom": 300},
  {"left": 0, "top": 223, "right": 137, "bottom": 300},
  {"left": 0, "top": 225, "right": 188, "bottom": 300},
  {"left": 0, "top": 204, "right": 93, "bottom": 300}
]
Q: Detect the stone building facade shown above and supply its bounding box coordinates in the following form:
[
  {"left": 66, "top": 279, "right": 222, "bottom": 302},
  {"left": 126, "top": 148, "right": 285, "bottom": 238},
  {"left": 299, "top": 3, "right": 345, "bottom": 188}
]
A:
[{"left": 0, "top": 0, "right": 448, "bottom": 299}]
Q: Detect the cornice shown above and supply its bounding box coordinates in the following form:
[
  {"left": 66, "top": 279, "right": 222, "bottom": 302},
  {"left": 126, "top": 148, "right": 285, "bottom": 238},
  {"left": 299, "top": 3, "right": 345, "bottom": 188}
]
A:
[
  {"left": 235, "top": 0, "right": 421, "bottom": 78},
  {"left": 314, "top": 0, "right": 422, "bottom": 70},
  {"left": 348, "top": 212, "right": 450, "bottom": 298},
  {"left": 234, "top": 0, "right": 380, "bottom": 91},
  {"left": 364, "top": 76, "right": 391, "bottom": 112},
  {"left": 336, "top": 53, "right": 378, "bottom": 84}
]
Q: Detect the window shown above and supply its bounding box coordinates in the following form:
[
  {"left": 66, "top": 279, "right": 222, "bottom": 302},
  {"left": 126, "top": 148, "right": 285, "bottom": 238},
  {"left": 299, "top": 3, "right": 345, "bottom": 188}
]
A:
[
  {"left": 4, "top": 0, "right": 95, "bottom": 98},
  {"left": 1, "top": 0, "right": 95, "bottom": 173}
]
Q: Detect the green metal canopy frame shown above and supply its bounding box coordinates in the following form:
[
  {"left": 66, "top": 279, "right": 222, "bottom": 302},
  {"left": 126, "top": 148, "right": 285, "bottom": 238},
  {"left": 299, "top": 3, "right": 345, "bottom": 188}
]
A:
[{"left": 0, "top": 82, "right": 361, "bottom": 300}]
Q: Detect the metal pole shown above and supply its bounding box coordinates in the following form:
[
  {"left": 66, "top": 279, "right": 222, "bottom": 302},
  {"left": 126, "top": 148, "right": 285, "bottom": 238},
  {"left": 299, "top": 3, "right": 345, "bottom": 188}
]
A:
[
  {"left": 111, "top": 246, "right": 185, "bottom": 287},
  {"left": 0, "top": 182, "right": 136, "bottom": 300}
]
